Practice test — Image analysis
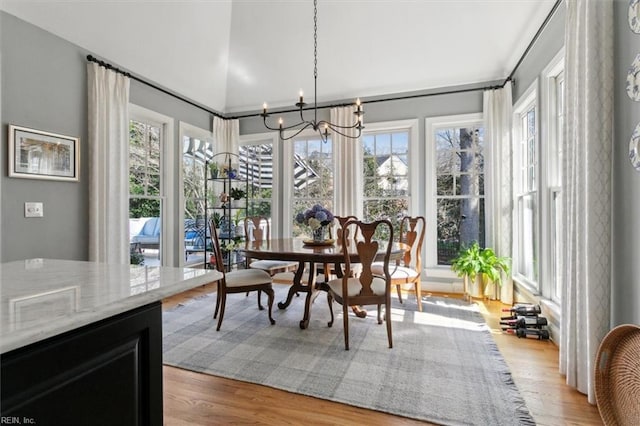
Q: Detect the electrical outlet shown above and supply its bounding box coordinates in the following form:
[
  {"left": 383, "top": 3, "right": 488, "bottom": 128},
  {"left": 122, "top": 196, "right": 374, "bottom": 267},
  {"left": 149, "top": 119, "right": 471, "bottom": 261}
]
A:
[{"left": 25, "top": 202, "right": 43, "bottom": 218}]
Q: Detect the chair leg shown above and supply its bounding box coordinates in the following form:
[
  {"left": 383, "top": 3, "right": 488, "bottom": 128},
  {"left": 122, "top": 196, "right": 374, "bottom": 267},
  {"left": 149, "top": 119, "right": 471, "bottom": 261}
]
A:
[
  {"left": 216, "top": 290, "right": 227, "bottom": 331},
  {"left": 327, "top": 293, "right": 334, "bottom": 327},
  {"left": 377, "top": 304, "right": 383, "bottom": 324},
  {"left": 386, "top": 300, "right": 393, "bottom": 348},
  {"left": 396, "top": 284, "right": 404, "bottom": 304},
  {"left": 213, "top": 282, "right": 221, "bottom": 319},
  {"left": 414, "top": 280, "right": 422, "bottom": 312},
  {"left": 343, "top": 303, "right": 350, "bottom": 350},
  {"left": 264, "top": 288, "right": 275, "bottom": 325},
  {"left": 257, "top": 289, "right": 264, "bottom": 310}
]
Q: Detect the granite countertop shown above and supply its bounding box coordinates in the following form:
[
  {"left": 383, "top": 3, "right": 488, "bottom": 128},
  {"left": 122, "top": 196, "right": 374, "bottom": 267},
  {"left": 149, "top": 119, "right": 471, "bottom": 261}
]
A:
[{"left": 0, "top": 259, "right": 222, "bottom": 354}]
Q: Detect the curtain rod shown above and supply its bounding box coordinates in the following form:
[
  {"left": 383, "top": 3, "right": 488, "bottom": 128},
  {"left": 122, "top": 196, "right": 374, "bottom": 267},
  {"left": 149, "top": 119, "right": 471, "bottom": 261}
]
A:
[
  {"left": 86, "top": 0, "right": 561, "bottom": 121},
  {"left": 86, "top": 54, "right": 225, "bottom": 119}
]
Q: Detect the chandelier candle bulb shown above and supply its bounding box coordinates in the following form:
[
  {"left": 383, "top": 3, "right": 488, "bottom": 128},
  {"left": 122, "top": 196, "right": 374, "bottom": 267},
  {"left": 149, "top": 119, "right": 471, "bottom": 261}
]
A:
[
  {"left": 278, "top": 117, "right": 283, "bottom": 129},
  {"left": 299, "top": 90, "right": 304, "bottom": 104},
  {"left": 262, "top": 103, "right": 267, "bottom": 115}
]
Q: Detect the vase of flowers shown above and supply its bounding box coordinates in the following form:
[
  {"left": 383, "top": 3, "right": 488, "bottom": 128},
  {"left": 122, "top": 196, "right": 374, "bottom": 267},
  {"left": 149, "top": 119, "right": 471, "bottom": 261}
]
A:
[{"left": 296, "top": 204, "right": 334, "bottom": 242}]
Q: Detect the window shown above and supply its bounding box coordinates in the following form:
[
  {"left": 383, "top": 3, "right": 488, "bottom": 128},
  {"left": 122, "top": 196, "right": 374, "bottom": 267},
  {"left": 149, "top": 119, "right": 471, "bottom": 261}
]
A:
[
  {"left": 180, "top": 123, "right": 213, "bottom": 266},
  {"left": 290, "top": 136, "right": 333, "bottom": 238},
  {"left": 425, "top": 114, "right": 485, "bottom": 271},
  {"left": 239, "top": 133, "right": 281, "bottom": 236},
  {"left": 513, "top": 84, "right": 539, "bottom": 289},
  {"left": 362, "top": 130, "right": 410, "bottom": 229},
  {"left": 542, "top": 49, "right": 565, "bottom": 303},
  {"left": 129, "top": 106, "right": 169, "bottom": 265}
]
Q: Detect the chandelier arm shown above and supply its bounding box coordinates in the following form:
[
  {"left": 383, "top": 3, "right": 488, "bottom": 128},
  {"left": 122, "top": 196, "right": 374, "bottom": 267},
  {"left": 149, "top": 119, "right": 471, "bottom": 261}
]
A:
[
  {"left": 325, "top": 126, "right": 363, "bottom": 140},
  {"left": 280, "top": 123, "right": 315, "bottom": 141},
  {"left": 321, "top": 120, "right": 364, "bottom": 131}
]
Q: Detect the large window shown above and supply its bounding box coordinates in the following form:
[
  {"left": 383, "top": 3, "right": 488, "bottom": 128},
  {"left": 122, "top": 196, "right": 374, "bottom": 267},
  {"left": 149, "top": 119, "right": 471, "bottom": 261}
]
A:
[
  {"left": 290, "top": 136, "right": 333, "bottom": 238},
  {"left": 513, "top": 85, "right": 538, "bottom": 288},
  {"left": 129, "top": 111, "right": 164, "bottom": 264},
  {"left": 362, "top": 130, "right": 410, "bottom": 230},
  {"left": 180, "top": 123, "right": 213, "bottom": 266},
  {"left": 542, "top": 50, "right": 565, "bottom": 304},
  {"left": 426, "top": 114, "right": 485, "bottom": 269}
]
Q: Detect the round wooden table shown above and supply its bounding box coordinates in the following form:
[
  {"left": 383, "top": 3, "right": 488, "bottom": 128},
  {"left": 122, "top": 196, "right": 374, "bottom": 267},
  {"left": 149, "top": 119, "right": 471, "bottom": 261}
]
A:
[{"left": 238, "top": 238, "right": 405, "bottom": 329}]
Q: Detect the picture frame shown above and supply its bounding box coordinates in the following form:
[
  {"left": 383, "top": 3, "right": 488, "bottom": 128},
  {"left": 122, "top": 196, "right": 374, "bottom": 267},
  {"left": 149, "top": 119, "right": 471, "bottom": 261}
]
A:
[{"left": 8, "top": 124, "right": 79, "bottom": 182}]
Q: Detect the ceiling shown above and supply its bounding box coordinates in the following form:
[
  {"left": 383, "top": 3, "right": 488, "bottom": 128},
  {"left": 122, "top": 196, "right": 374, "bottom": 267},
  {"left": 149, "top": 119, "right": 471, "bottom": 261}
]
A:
[{"left": 1, "top": 0, "right": 558, "bottom": 114}]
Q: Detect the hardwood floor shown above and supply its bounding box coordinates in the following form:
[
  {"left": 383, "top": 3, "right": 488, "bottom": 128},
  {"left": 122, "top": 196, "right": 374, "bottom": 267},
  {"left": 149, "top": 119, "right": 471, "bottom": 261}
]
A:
[{"left": 162, "top": 283, "right": 603, "bottom": 425}]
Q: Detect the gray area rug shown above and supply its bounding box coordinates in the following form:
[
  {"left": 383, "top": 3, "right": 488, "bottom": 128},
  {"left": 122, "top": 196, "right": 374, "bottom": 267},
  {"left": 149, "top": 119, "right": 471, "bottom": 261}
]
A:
[{"left": 162, "top": 285, "right": 535, "bottom": 425}]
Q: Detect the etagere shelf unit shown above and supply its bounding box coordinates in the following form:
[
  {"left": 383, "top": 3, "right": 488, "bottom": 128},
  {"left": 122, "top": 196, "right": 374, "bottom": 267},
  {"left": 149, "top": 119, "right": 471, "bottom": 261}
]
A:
[{"left": 204, "top": 152, "right": 247, "bottom": 271}]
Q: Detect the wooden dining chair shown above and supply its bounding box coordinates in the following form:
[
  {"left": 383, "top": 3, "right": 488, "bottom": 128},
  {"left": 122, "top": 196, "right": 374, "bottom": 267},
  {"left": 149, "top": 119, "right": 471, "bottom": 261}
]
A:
[
  {"left": 243, "top": 216, "right": 298, "bottom": 275},
  {"left": 326, "top": 219, "right": 394, "bottom": 350},
  {"left": 210, "top": 223, "right": 275, "bottom": 331},
  {"left": 312, "top": 215, "right": 358, "bottom": 282},
  {"left": 372, "top": 215, "right": 425, "bottom": 311}
]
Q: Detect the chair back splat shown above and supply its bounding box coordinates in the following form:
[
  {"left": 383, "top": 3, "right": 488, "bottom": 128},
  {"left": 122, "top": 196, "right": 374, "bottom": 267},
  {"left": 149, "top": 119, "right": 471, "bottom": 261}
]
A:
[
  {"left": 372, "top": 215, "right": 426, "bottom": 311},
  {"left": 326, "top": 219, "right": 394, "bottom": 350}
]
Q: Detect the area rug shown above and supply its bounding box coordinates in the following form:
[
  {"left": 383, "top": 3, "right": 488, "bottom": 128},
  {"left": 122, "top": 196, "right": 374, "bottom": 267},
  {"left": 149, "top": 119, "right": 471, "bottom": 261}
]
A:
[{"left": 162, "top": 286, "right": 535, "bottom": 426}]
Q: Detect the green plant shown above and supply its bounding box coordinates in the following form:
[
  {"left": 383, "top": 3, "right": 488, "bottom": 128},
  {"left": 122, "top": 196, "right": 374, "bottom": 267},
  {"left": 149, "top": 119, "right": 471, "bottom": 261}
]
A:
[
  {"left": 209, "top": 161, "right": 219, "bottom": 178},
  {"left": 230, "top": 187, "right": 246, "bottom": 200},
  {"left": 211, "top": 211, "right": 222, "bottom": 228},
  {"left": 233, "top": 209, "right": 245, "bottom": 226},
  {"left": 451, "top": 242, "right": 510, "bottom": 286}
]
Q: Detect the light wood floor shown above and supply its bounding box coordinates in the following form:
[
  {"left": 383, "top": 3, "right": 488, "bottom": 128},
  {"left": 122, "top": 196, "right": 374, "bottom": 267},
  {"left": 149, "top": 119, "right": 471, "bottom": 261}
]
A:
[{"left": 162, "top": 283, "right": 603, "bottom": 425}]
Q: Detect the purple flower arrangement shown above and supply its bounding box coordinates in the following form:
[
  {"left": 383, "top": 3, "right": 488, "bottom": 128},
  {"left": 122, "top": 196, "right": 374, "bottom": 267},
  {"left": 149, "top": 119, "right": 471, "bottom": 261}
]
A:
[{"left": 295, "top": 204, "right": 334, "bottom": 231}]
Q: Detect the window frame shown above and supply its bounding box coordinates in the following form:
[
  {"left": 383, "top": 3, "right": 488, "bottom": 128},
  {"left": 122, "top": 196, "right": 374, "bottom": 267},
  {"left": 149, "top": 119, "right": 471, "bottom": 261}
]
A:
[
  {"left": 239, "top": 132, "right": 282, "bottom": 236},
  {"left": 361, "top": 119, "right": 419, "bottom": 220},
  {"left": 178, "top": 121, "right": 213, "bottom": 266},
  {"left": 540, "top": 48, "right": 565, "bottom": 304},
  {"left": 424, "top": 113, "right": 484, "bottom": 279},
  {"left": 512, "top": 81, "right": 539, "bottom": 292},
  {"left": 129, "top": 104, "right": 175, "bottom": 266}
]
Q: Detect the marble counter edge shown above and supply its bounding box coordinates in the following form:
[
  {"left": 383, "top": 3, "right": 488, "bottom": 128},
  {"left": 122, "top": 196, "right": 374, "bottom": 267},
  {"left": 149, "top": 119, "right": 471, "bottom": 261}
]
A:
[{"left": 1, "top": 269, "right": 222, "bottom": 354}]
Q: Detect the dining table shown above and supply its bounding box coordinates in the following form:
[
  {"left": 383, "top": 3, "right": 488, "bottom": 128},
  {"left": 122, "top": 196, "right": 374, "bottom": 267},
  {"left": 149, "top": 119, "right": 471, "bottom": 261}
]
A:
[{"left": 238, "top": 237, "right": 406, "bottom": 329}]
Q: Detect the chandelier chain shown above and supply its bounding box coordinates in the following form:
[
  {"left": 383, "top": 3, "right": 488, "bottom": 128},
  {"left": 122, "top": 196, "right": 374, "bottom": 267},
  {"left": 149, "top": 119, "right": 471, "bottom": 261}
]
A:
[{"left": 313, "top": 0, "right": 318, "bottom": 80}]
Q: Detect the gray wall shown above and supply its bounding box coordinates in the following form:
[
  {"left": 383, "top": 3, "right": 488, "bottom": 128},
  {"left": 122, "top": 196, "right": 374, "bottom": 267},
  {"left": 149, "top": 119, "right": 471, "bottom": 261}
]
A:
[
  {"left": 1, "top": 11, "right": 214, "bottom": 263},
  {"left": 613, "top": 0, "right": 640, "bottom": 325}
]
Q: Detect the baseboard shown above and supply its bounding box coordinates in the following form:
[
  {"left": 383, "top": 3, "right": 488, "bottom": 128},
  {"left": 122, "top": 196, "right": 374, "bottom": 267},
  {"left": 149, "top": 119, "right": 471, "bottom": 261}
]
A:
[{"left": 422, "top": 279, "right": 465, "bottom": 295}]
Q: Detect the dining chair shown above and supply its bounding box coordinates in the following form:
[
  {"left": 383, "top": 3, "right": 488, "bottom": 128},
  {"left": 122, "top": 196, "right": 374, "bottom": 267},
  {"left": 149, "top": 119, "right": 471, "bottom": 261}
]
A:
[
  {"left": 326, "top": 219, "right": 394, "bottom": 350},
  {"left": 243, "top": 216, "right": 298, "bottom": 275},
  {"left": 320, "top": 215, "right": 360, "bottom": 281},
  {"left": 210, "top": 223, "right": 275, "bottom": 331},
  {"left": 372, "top": 215, "right": 425, "bottom": 312}
]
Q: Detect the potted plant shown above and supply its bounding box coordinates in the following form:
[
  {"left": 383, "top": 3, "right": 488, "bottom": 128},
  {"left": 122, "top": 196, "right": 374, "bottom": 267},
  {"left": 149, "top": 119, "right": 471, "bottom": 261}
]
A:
[
  {"left": 209, "top": 161, "right": 219, "bottom": 179},
  {"left": 451, "top": 242, "right": 510, "bottom": 299},
  {"left": 230, "top": 187, "right": 246, "bottom": 207}
]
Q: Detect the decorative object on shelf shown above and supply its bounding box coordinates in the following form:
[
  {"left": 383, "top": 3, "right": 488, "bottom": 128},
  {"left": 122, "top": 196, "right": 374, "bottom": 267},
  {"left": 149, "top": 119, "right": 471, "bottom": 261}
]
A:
[
  {"left": 450, "top": 242, "right": 511, "bottom": 299},
  {"left": 209, "top": 161, "right": 219, "bottom": 179},
  {"left": 8, "top": 124, "right": 79, "bottom": 182},
  {"left": 230, "top": 187, "right": 247, "bottom": 207},
  {"left": 260, "top": 0, "right": 363, "bottom": 142},
  {"left": 222, "top": 163, "right": 238, "bottom": 179},
  {"left": 629, "top": 121, "right": 640, "bottom": 172},
  {"left": 629, "top": 0, "right": 640, "bottom": 33},
  {"left": 626, "top": 53, "right": 640, "bottom": 101},
  {"left": 219, "top": 192, "right": 229, "bottom": 207},
  {"left": 296, "top": 204, "right": 334, "bottom": 242}
]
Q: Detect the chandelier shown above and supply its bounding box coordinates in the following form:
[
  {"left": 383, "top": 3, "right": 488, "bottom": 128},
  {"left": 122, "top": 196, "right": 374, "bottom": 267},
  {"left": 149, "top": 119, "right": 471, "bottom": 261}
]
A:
[{"left": 261, "top": 0, "right": 364, "bottom": 142}]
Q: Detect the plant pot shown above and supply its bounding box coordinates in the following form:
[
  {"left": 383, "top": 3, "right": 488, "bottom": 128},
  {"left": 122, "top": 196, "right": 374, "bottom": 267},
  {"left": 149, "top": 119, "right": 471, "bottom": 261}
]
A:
[
  {"left": 231, "top": 199, "right": 244, "bottom": 208},
  {"left": 465, "top": 275, "right": 484, "bottom": 299},
  {"left": 483, "top": 279, "right": 497, "bottom": 299}
]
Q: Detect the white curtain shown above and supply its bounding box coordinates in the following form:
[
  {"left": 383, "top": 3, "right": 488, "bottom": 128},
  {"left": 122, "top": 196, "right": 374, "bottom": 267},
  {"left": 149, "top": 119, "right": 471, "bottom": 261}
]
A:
[
  {"left": 213, "top": 116, "right": 239, "bottom": 155},
  {"left": 87, "top": 62, "right": 130, "bottom": 264},
  {"left": 561, "top": 0, "right": 613, "bottom": 404},
  {"left": 332, "top": 106, "right": 363, "bottom": 218},
  {"left": 483, "top": 84, "right": 513, "bottom": 304}
]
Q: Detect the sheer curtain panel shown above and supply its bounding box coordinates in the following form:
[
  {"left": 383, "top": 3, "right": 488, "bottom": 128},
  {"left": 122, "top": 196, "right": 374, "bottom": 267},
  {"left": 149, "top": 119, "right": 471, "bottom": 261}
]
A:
[
  {"left": 87, "top": 63, "right": 130, "bottom": 264},
  {"left": 483, "top": 85, "right": 514, "bottom": 304},
  {"left": 332, "top": 106, "right": 363, "bottom": 218},
  {"left": 561, "top": 0, "right": 613, "bottom": 404}
]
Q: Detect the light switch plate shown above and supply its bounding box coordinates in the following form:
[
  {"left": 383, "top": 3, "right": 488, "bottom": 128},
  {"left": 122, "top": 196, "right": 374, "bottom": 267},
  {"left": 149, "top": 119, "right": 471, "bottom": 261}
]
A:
[{"left": 25, "top": 202, "right": 43, "bottom": 218}]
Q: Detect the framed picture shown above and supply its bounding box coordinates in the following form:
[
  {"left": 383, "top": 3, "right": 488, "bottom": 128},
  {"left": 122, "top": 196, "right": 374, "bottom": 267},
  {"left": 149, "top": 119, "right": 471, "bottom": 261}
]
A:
[{"left": 8, "top": 124, "right": 79, "bottom": 182}]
